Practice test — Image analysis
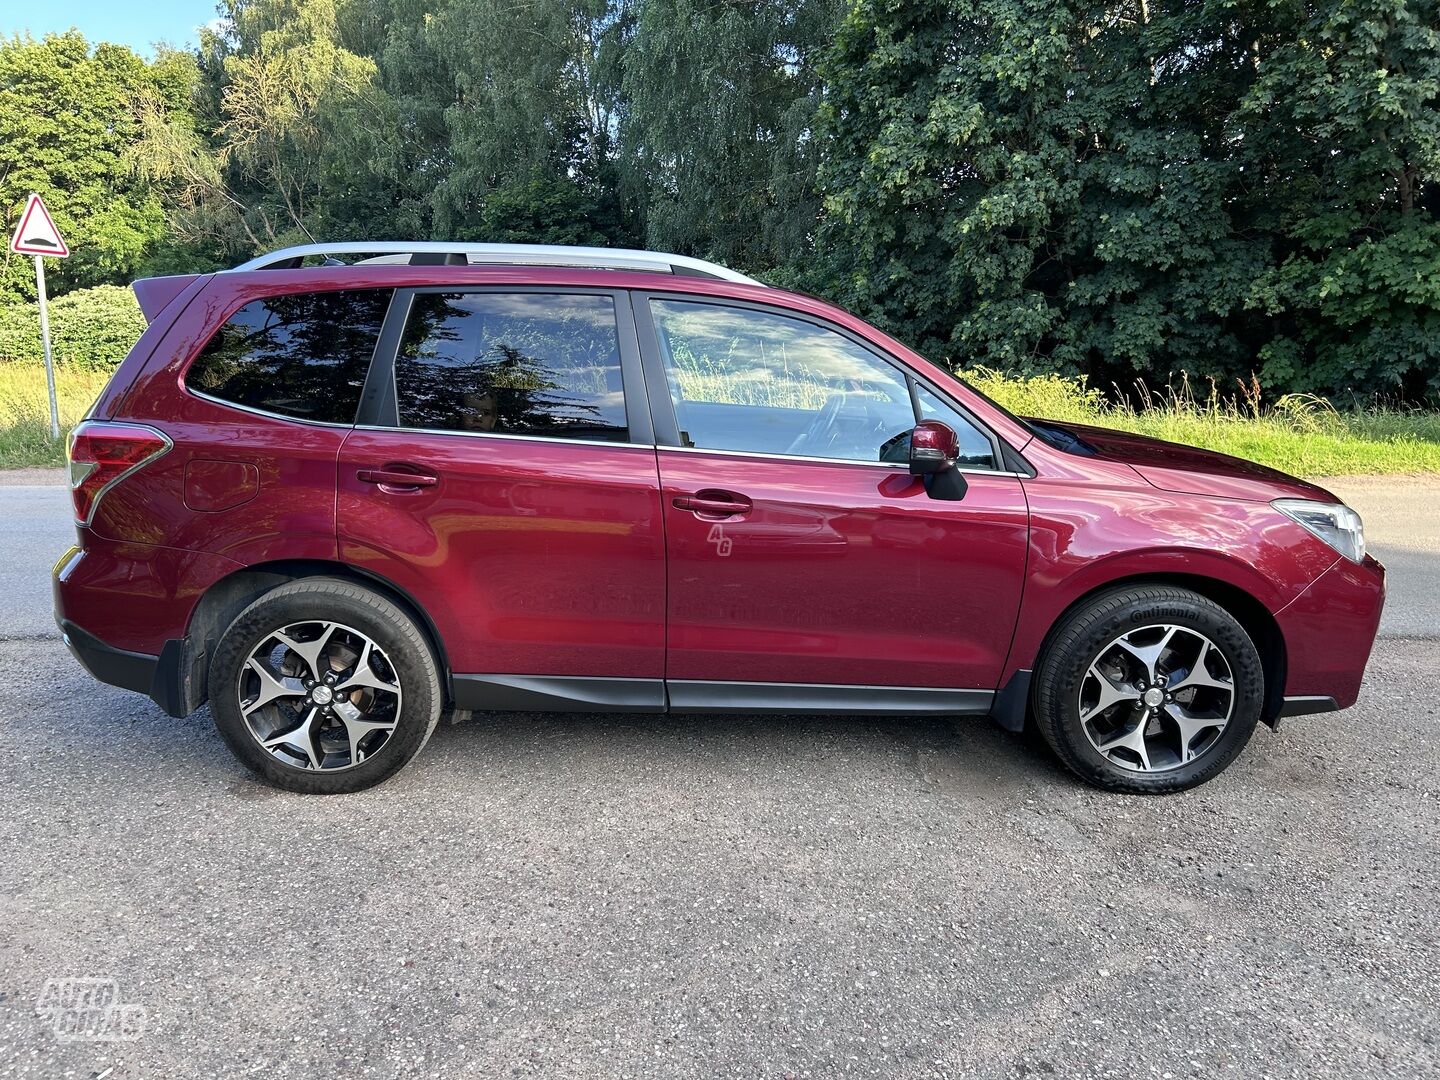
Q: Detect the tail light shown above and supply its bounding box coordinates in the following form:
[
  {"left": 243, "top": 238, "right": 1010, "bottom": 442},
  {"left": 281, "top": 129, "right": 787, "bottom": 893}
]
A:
[{"left": 67, "top": 421, "right": 172, "bottom": 526}]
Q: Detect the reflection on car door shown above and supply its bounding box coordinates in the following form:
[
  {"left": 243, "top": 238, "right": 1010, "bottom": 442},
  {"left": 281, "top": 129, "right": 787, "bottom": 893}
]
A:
[{"left": 640, "top": 296, "right": 1029, "bottom": 703}]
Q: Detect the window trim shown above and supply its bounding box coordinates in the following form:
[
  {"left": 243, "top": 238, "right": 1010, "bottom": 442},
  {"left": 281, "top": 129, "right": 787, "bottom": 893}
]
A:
[
  {"left": 631, "top": 292, "right": 1007, "bottom": 471},
  {"left": 183, "top": 287, "right": 397, "bottom": 427},
  {"left": 185, "top": 386, "right": 361, "bottom": 429},
  {"left": 354, "top": 288, "right": 411, "bottom": 426},
  {"left": 658, "top": 443, "right": 1029, "bottom": 478},
  {"left": 363, "top": 285, "right": 654, "bottom": 446},
  {"left": 351, "top": 423, "right": 662, "bottom": 454}
]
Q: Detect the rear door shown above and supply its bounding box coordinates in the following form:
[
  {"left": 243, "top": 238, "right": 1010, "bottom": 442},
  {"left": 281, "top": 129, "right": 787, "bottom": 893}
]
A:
[
  {"left": 337, "top": 288, "right": 666, "bottom": 703},
  {"left": 636, "top": 294, "right": 1029, "bottom": 706}
]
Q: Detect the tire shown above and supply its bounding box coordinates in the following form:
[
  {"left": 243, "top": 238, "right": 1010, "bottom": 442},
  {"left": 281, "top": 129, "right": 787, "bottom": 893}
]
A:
[
  {"left": 1032, "top": 585, "right": 1263, "bottom": 794},
  {"left": 208, "top": 578, "right": 443, "bottom": 794}
]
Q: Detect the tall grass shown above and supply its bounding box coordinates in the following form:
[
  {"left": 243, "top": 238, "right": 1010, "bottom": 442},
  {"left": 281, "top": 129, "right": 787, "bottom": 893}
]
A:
[
  {"left": 0, "top": 364, "right": 111, "bottom": 468},
  {"left": 963, "top": 367, "right": 1440, "bottom": 477},
  {"left": 670, "top": 339, "right": 837, "bottom": 410}
]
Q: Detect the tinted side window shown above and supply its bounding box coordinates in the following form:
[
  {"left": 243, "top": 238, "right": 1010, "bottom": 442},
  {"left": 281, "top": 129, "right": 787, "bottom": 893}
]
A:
[
  {"left": 187, "top": 290, "right": 392, "bottom": 423},
  {"left": 651, "top": 299, "right": 914, "bottom": 462},
  {"left": 393, "top": 293, "right": 627, "bottom": 441},
  {"left": 651, "top": 299, "right": 995, "bottom": 469}
]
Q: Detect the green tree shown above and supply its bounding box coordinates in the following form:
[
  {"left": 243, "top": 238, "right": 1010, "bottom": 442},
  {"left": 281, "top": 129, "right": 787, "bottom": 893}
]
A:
[
  {"left": 815, "top": 0, "right": 1080, "bottom": 370},
  {"left": 130, "top": 0, "right": 394, "bottom": 258},
  {"left": 609, "top": 0, "right": 845, "bottom": 271},
  {"left": 361, "top": 0, "right": 632, "bottom": 244},
  {"left": 0, "top": 32, "right": 196, "bottom": 301},
  {"left": 119, "top": 0, "right": 847, "bottom": 270},
  {"left": 815, "top": 0, "right": 1440, "bottom": 398},
  {"left": 1240, "top": 0, "right": 1440, "bottom": 396}
]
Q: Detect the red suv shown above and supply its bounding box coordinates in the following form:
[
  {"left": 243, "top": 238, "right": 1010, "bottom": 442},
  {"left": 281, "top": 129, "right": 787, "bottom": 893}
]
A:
[{"left": 54, "top": 243, "right": 1385, "bottom": 795}]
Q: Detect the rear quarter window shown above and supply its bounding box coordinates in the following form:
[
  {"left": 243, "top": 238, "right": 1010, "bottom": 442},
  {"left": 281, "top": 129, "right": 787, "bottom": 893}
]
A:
[{"left": 186, "top": 289, "right": 392, "bottom": 423}]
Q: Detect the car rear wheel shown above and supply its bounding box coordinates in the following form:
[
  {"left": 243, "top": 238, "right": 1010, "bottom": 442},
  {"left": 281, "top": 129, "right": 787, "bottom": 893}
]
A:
[
  {"left": 208, "top": 578, "right": 442, "bottom": 793},
  {"left": 1033, "top": 585, "right": 1263, "bottom": 794}
]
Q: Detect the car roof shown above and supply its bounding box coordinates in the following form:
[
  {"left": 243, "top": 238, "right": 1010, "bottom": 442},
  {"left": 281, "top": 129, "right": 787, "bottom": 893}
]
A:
[
  {"left": 229, "top": 242, "right": 765, "bottom": 286},
  {"left": 216, "top": 261, "right": 780, "bottom": 307}
]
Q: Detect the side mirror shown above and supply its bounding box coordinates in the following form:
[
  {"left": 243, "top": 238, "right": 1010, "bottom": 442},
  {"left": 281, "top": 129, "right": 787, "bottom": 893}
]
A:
[
  {"left": 908, "top": 420, "right": 968, "bottom": 501},
  {"left": 908, "top": 420, "right": 960, "bottom": 475}
]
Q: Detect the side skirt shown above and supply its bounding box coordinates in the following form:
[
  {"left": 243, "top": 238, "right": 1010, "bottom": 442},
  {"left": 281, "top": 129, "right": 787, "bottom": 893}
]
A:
[
  {"left": 452, "top": 675, "right": 666, "bottom": 713},
  {"left": 452, "top": 674, "right": 995, "bottom": 717},
  {"left": 668, "top": 680, "right": 993, "bottom": 715}
]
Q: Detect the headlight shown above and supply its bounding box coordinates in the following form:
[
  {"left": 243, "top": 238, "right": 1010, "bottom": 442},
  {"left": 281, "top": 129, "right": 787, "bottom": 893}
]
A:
[{"left": 1272, "top": 499, "right": 1366, "bottom": 562}]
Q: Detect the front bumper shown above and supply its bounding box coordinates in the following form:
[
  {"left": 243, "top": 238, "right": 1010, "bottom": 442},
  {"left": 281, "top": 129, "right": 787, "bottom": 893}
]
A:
[{"left": 1274, "top": 553, "right": 1386, "bottom": 711}]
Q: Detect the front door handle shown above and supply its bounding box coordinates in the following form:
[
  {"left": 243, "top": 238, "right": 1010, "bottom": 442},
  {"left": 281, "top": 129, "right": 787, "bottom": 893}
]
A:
[
  {"left": 357, "top": 467, "right": 439, "bottom": 491},
  {"left": 673, "top": 489, "right": 752, "bottom": 516}
]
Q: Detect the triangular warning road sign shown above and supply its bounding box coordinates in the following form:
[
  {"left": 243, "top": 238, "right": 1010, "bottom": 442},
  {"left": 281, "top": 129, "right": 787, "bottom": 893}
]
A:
[{"left": 10, "top": 194, "right": 69, "bottom": 258}]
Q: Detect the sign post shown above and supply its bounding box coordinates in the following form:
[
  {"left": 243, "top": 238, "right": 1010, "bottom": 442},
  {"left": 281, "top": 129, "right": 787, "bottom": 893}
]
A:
[
  {"left": 9, "top": 194, "right": 70, "bottom": 441},
  {"left": 34, "top": 256, "right": 58, "bottom": 441}
]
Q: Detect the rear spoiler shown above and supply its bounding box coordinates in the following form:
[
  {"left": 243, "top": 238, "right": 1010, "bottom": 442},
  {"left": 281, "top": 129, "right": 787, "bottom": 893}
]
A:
[{"left": 133, "top": 274, "right": 202, "bottom": 323}]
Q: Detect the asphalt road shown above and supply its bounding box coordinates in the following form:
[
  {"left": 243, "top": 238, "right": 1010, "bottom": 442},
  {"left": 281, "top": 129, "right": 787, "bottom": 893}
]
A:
[
  {"left": 0, "top": 472, "right": 74, "bottom": 641},
  {"left": 1325, "top": 475, "right": 1440, "bottom": 639},
  {"left": 1, "top": 471, "right": 1437, "bottom": 1078}
]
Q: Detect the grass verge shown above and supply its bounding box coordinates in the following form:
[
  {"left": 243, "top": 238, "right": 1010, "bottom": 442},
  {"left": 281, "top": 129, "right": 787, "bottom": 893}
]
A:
[
  {"left": 2, "top": 361, "right": 1438, "bottom": 478},
  {"left": 0, "top": 365, "right": 112, "bottom": 468},
  {"left": 963, "top": 368, "right": 1440, "bottom": 478}
]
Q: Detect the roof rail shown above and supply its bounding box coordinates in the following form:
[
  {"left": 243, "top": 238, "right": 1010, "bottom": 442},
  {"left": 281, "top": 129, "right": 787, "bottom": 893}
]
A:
[{"left": 229, "top": 242, "right": 764, "bottom": 286}]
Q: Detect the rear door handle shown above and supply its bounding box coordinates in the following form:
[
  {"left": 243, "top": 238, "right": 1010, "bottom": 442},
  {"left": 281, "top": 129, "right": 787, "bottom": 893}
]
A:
[
  {"left": 672, "top": 489, "right": 752, "bottom": 516},
  {"left": 356, "top": 467, "right": 439, "bottom": 490}
]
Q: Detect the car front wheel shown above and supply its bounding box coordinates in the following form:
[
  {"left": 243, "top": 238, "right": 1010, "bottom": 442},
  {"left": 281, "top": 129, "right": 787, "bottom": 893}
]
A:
[{"left": 1033, "top": 585, "right": 1264, "bottom": 794}]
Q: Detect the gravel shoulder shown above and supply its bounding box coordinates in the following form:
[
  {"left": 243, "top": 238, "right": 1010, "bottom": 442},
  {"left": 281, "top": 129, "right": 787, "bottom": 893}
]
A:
[
  {"left": 0, "top": 636, "right": 1436, "bottom": 1079},
  {"left": 1325, "top": 476, "right": 1440, "bottom": 639},
  {"left": 0, "top": 468, "right": 64, "bottom": 487}
]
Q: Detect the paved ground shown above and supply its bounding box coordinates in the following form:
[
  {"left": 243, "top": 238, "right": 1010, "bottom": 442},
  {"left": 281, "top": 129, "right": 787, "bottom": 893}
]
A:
[
  {"left": 0, "top": 479, "right": 72, "bottom": 640},
  {"left": 1, "top": 473, "right": 1437, "bottom": 1078},
  {"left": 1326, "top": 476, "right": 1440, "bottom": 639}
]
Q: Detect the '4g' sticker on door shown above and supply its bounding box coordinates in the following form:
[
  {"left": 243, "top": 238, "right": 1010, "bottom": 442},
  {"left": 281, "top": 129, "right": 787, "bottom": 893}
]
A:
[{"left": 707, "top": 524, "right": 733, "bottom": 557}]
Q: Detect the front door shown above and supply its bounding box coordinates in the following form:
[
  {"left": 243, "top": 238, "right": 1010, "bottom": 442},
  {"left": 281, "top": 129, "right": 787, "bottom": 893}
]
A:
[
  {"left": 638, "top": 295, "right": 1029, "bottom": 703},
  {"left": 337, "top": 288, "right": 666, "bottom": 701}
]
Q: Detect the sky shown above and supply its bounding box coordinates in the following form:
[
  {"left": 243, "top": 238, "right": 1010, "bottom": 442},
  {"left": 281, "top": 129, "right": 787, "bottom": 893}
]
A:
[{"left": 2, "top": 0, "right": 220, "bottom": 56}]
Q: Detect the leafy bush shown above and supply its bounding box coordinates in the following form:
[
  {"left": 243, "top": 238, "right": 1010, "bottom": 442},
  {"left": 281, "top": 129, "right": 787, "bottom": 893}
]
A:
[{"left": 0, "top": 285, "right": 146, "bottom": 370}]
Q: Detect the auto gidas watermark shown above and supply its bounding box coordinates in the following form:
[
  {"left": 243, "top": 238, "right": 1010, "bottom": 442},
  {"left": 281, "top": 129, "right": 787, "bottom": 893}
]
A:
[{"left": 35, "top": 977, "right": 147, "bottom": 1042}]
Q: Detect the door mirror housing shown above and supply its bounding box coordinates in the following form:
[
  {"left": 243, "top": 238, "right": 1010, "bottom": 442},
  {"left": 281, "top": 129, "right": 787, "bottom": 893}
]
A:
[
  {"left": 908, "top": 420, "right": 960, "bottom": 475},
  {"left": 908, "top": 420, "right": 968, "bottom": 501}
]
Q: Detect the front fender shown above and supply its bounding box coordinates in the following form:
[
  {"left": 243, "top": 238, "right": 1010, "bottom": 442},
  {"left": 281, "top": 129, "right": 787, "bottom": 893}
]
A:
[{"left": 1004, "top": 478, "right": 1339, "bottom": 683}]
